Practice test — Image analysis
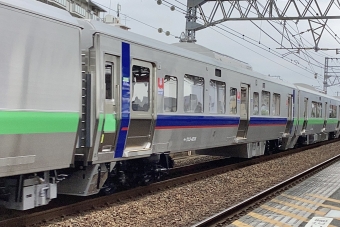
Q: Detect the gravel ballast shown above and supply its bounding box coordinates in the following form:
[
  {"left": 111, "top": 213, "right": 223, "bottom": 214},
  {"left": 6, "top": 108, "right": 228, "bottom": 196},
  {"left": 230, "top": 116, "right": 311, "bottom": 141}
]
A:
[
  {"left": 174, "top": 155, "right": 225, "bottom": 167},
  {"left": 37, "top": 142, "right": 340, "bottom": 227}
]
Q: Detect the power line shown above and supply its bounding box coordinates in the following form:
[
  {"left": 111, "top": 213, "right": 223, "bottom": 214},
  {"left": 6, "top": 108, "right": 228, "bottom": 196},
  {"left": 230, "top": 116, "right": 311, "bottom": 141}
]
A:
[
  {"left": 209, "top": 26, "right": 319, "bottom": 80},
  {"left": 164, "top": 1, "right": 325, "bottom": 76},
  {"left": 93, "top": 1, "right": 178, "bottom": 37},
  {"left": 162, "top": 0, "right": 324, "bottom": 80}
]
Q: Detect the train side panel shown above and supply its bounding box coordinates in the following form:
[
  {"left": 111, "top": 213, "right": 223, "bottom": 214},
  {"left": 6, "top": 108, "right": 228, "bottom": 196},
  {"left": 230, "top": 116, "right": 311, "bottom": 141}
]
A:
[{"left": 0, "top": 2, "right": 81, "bottom": 177}]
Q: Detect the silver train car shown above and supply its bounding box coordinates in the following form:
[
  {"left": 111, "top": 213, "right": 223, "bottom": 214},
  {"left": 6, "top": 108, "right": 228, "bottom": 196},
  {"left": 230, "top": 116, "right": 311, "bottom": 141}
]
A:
[{"left": 0, "top": 0, "right": 339, "bottom": 210}]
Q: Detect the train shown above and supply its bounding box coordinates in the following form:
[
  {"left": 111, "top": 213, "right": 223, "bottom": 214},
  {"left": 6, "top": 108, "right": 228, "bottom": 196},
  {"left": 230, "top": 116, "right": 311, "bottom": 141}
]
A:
[{"left": 1, "top": 0, "right": 339, "bottom": 210}]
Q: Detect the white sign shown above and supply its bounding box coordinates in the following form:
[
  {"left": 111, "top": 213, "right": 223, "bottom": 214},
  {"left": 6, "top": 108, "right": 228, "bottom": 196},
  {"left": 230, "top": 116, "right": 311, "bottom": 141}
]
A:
[
  {"left": 305, "top": 217, "right": 333, "bottom": 227},
  {"left": 183, "top": 137, "right": 197, "bottom": 142}
]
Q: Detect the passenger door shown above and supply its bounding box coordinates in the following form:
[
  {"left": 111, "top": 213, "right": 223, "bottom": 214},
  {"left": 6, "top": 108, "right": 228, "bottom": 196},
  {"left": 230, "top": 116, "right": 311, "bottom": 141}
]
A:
[
  {"left": 322, "top": 101, "right": 328, "bottom": 131},
  {"left": 302, "top": 97, "right": 308, "bottom": 131},
  {"left": 99, "top": 54, "right": 119, "bottom": 152},
  {"left": 237, "top": 83, "right": 250, "bottom": 138},
  {"left": 284, "top": 94, "right": 294, "bottom": 133},
  {"left": 125, "top": 60, "right": 154, "bottom": 152}
]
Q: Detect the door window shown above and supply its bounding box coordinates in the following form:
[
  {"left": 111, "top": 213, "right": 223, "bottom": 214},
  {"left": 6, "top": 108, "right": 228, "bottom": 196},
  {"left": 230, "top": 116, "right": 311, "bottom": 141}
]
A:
[
  {"left": 229, "top": 88, "right": 237, "bottom": 114},
  {"left": 304, "top": 98, "right": 308, "bottom": 118},
  {"left": 288, "top": 96, "right": 292, "bottom": 118},
  {"left": 240, "top": 87, "right": 248, "bottom": 118},
  {"left": 105, "top": 62, "right": 113, "bottom": 99},
  {"left": 132, "top": 65, "right": 150, "bottom": 112}
]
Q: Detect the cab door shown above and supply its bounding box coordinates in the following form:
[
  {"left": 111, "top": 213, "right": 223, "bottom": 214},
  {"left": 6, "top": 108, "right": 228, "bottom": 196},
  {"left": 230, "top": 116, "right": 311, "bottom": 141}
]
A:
[
  {"left": 99, "top": 54, "right": 119, "bottom": 152},
  {"left": 125, "top": 59, "right": 154, "bottom": 152}
]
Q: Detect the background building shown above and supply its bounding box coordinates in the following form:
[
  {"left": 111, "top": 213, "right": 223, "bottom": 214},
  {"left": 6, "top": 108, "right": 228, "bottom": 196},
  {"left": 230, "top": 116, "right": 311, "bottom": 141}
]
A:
[{"left": 37, "top": 0, "right": 106, "bottom": 20}]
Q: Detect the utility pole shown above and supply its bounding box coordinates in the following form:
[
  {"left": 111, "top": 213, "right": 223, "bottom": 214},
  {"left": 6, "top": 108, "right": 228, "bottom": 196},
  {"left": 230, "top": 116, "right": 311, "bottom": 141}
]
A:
[{"left": 324, "top": 57, "right": 340, "bottom": 94}]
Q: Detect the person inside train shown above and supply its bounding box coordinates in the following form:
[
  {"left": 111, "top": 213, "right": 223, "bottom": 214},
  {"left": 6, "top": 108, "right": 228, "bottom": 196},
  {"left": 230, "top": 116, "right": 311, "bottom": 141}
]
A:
[{"left": 195, "top": 102, "right": 203, "bottom": 113}]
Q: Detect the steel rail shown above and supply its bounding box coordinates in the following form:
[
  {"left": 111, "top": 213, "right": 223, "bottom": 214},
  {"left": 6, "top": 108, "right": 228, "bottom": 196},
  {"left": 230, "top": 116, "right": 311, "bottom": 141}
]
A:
[{"left": 1, "top": 139, "right": 339, "bottom": 227}]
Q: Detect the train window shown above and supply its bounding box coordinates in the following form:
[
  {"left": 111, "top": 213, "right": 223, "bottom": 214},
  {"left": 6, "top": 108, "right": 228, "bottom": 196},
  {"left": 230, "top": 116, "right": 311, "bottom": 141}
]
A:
[
  {"left": 229, "top": 88, "right": 237, "bottom": 114},
  {"left": 209, "top": 80, "right": 226, "bottom": 114},
  {"left": 272, "top": 93, "right": 280, "bottom": 116},
  {"left": 329, "top": 105, "right": 337, "bottom": 118},
  {"left": 261, "top": 91, "right": 270, "bottom": 115},
  {"left": 253, "top": 92, "right": 259, "bottom": 115},
  {"left": 215, "top": 69, "right": 221, "bottom": 77},
  {"left": 131, "top": 65, "right": 150, "bottom": 112},
  {"left": 184, "top": 74, "right": 204, "bottom": 113},
  {"left": 311, "top": 101, "right": 317, "bottom": 117},
  {"left": 164, "top": 76, "right": 178, "bottom": 112},
  {"left": 105, "top": 62, "right": 113, "bottom": 99},
  {"left": 317, "top": 103, "right": 322, "bottom": 118}
]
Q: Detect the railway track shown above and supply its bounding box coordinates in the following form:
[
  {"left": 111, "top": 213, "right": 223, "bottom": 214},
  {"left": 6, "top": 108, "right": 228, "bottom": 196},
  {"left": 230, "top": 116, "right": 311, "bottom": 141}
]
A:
[{"left": 1, "top": 139, "right": 339, "bottom": 227}]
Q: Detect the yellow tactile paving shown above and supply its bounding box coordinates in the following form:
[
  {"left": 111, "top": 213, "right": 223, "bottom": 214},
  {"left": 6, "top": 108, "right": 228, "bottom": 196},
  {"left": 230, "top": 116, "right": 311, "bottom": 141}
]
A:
[
  {"left": 261, "top": 204, "right": 309, "bottom": 222},
  {"left": 261, "top": 204, "right": 337, "bottom": 227},
  {"left": 231, "top": 220, "right": 253, "bottom": 227},
  {"left": 308, "top": 194, "right": 340, "bottom": 204},
  {"left": 272, "top": 199, "right": 340, "bottom": 221},
  {"left": 282, "top": 194, "right": 340, "bottom": 211},
  {"left": 248, "top": 212, "right": 292, "bottom": 227},
  {"left": 271, "top": 199, "right": 326, "bottom": 216}
]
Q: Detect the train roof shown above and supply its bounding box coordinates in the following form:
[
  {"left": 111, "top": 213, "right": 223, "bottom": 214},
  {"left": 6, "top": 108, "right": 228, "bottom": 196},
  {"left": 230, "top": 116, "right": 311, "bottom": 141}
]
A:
[
  {"left": 171, "top": 43, "right": 252, "bottom": 71},
  {"left": 81, "top": 20, "right": 296, "bottom": 89},
  {"left": 294, "top": 83, "right": 338, "bottom": 100},
  {"left": 0, "top": 0, "right": 80, "bottom": 28}
]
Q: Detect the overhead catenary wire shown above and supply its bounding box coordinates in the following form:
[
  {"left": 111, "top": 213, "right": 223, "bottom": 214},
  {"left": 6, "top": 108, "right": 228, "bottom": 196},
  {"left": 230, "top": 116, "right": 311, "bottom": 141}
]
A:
[
  {"left": 162, "top": 0, "right": 325, "bottom": 80},
  {"left": 94, "top": 0, "right": 331, "bottom": 83},
  {"left": 93, "top": 1, "right": 178, "bottom": 37},
  {"left": 163, "top": 0, "right": 326, "bottom": 79},
  {"left": 298, "top": 0, "right": 340, "bottom": 44}
]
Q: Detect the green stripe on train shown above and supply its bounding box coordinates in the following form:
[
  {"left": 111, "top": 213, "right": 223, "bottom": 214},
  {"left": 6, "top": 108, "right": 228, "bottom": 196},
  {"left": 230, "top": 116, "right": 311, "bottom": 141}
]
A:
[
  {"left": 97, "top": 113, "right": 116, "bottom": 132},
  {"left": 327, "top": 118, "right": 339, "bottom": 124},
  {"left": 293, "top": 118, "right": 338, "bottom": 125},
  {"left": 308, "top": 118, "right": 325, "bottom": 125},
  {"left": 104, "top": 114, "right": 116, "bottom": 132},
  {"left": 0, "top": 111, "right": 79, "bottom": 135}
]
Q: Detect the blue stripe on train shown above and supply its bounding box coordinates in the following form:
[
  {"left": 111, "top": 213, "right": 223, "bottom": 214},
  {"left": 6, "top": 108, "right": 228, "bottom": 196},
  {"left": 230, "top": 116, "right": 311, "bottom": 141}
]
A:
[
  {"left": 115, "top": 42, "right": 131, "bottom": 158},
  {"left": 249, "top": 117, "right": 287, "bottom": 126},
  {"left": 155, "top": 115, "right": 287, "bottom": 129},
  {"left": 155, "top": 115, "right": 240, "bottom": 129}
]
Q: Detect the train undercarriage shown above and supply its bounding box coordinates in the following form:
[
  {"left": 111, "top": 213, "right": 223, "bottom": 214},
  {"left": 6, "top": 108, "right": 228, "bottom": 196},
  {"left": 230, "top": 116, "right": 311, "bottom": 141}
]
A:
[
  {"left": 0, "top": 153, "right": 173, "bottom": 210},
  {"left": 0, "top": 130, "right": 338, "bottom": 211}
]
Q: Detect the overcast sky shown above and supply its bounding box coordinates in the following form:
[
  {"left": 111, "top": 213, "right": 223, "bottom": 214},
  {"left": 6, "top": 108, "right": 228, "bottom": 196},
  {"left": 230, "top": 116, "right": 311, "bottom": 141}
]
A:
[{"left": 93, "top": 0, "right": 340, "bottom": 96}]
